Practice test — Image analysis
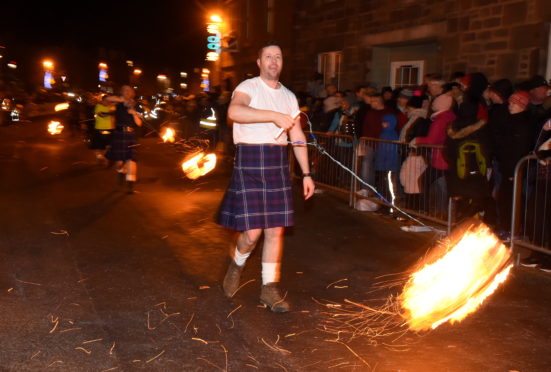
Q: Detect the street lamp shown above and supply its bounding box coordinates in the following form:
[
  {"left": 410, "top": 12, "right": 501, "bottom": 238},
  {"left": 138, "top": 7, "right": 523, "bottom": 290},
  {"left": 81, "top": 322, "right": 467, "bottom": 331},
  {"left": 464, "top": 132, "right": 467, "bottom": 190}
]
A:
[
  {"left": 43, "top": 60, "right": 54, "bottom": 70},
  {"left": 210, "top": 14, "right": 223, "bottom": 23},
  {"left": 133, "top": 68, "right": 142, "bottom": 75}
]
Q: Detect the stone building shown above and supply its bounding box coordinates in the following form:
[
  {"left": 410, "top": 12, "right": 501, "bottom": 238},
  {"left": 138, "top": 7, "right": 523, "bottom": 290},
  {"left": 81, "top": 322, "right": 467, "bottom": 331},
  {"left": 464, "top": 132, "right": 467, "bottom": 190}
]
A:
[{"left": 215, "top": 0, "right": 551, "bottom": 92}]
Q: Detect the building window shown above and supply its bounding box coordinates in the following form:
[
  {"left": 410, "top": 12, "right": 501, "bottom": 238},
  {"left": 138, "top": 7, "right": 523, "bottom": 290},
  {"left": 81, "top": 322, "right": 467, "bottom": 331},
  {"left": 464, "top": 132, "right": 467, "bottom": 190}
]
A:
[
  {"left": 318, "top": 51, "right": 342, "bottom": 89},
  {"left": 390, "top": 60, "right": 424, "bottom": 88}
]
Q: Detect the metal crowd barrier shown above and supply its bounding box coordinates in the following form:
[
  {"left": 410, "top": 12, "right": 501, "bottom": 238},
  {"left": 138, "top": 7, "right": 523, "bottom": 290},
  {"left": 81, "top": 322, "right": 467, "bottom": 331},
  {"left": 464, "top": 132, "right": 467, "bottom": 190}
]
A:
[
  {"left": 290, "top": 133, "right": 454, "bottom": 232},
  {"left": 511, "top": 155, "right": 551, "bottom": 262},
  {"left": 290, "top": 132, "right": 356, "bottom": 203},
  {"left": 352, "top": 137, "right": 452, "bottom": 231}
]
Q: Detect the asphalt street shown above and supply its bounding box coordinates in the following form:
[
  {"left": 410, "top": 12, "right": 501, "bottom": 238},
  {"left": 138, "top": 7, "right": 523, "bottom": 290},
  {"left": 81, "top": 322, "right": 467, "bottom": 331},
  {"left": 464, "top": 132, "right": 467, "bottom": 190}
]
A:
[{"left": 1, "top": 119, "right": 550, "bottom": 372}]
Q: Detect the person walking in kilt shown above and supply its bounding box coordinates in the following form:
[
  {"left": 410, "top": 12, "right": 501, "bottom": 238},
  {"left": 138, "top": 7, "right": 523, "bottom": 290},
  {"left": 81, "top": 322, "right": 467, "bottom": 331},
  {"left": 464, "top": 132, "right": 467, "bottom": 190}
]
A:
[
  {"left": 105, "top": 86, "right": 143, "bottom": 194},
  {"left": 218, "top": 42, "right": 315, "bottom": 312}
]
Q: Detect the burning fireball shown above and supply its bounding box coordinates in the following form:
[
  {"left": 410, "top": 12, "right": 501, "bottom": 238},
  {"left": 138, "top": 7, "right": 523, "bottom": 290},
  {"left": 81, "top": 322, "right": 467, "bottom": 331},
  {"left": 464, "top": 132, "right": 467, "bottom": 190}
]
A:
[
  {"left": 161, "top": 127, "right": 175, "bottom": 143},
  {"left": 400, "top": 222, "right": 512, "bottom": 331},
  {"left": 181, "top": 152, "right": 216, "bottom": 179},
  {"left": 321, "top": 221, "right": 513, "bottom": 343},
  {"left": 47, "top": 120, "right": 64, "bottom": 135}
]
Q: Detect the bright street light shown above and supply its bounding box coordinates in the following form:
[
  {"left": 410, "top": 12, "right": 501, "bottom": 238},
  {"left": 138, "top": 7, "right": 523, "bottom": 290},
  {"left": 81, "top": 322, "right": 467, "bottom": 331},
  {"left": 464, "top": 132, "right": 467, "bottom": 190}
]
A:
[
  {"left": 133, "top": 68, "right": 142, "bottom": 75},
  {"left": 43, "top": 60, "right": 54, "bottom": 70},
  {"left": 157, "top": 74, "right": 167, "bottom": 80},
  {"left": 210, "top": 14, "right": 222, "bottom": 23}
]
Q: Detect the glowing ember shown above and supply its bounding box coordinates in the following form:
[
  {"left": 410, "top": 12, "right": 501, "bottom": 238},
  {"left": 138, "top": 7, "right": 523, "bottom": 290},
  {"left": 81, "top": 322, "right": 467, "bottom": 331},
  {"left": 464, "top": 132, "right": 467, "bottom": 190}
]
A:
[
  {"left": 400, "top": 222, "right": 512, "bottom": 331},
  {"left": 47, "top": 120, "right": 64, "bottom": 135},
  {"left": 161, "top": 127, "right": 176, "bottom": 143},
  {"left": 181, "top": 152, "right": 216, "bottom": 179}
]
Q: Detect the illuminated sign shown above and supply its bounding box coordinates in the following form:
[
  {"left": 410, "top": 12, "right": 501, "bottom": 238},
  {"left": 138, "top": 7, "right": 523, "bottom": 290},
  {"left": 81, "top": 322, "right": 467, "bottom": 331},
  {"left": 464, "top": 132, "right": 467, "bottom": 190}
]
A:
[{"left": 205, "top": 18, "right": 221, "bottom": 61}]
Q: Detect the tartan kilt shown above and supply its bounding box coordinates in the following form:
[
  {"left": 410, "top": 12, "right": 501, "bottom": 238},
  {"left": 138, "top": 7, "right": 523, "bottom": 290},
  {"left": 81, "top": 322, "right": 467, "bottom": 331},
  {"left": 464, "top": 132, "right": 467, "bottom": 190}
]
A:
[
  {"left": 105, "top": 130, "right": 137, "bottom": 161},
  {"left": 218, "top": 144, "right": 294, "bottom": 231}
]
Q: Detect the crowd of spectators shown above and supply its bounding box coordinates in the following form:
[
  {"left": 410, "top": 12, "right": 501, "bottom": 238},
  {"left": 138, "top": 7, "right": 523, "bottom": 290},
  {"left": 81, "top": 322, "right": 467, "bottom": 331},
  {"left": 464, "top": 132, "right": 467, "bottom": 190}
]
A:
[{"left": 299, "top": 72, "right": 551, "bottom": 266}]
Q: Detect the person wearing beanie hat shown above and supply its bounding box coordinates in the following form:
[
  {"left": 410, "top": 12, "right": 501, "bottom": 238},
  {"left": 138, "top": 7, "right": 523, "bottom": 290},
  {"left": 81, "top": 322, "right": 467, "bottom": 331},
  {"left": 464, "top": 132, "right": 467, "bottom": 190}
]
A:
[{"left": 493, "top": 89, "right": 534, "bottom": 236}]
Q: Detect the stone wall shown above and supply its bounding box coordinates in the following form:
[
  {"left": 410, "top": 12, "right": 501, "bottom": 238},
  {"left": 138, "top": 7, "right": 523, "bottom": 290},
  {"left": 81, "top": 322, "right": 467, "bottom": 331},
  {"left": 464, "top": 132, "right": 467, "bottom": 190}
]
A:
[{"left": 289, "top": 0, "right": 551, "bottom": 91}]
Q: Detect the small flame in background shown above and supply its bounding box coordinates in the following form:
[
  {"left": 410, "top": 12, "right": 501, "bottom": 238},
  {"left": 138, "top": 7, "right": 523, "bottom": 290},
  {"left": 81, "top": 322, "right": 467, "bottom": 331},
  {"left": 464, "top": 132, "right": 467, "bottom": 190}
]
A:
[
  {"left": 54, "top": 102, "right": 69, "bottom": 112},
  {"left": 400, "top": 222, "right": 513, "bottom": 331},
  {"left": 161, "top": 127, "right": 175, "bottom": 143},
  {"left": 47, "top": 120, "right": 64, "bottom": 135},
  {"left": 181, "top": 152, "right": 217, "bottom": 180}
]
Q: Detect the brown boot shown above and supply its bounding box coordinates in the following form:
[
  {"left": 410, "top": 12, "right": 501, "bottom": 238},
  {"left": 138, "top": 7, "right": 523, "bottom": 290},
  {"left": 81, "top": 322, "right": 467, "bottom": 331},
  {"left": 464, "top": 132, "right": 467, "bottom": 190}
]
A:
[
  {"left": 260, "top": 283, "right": 290, "bottom": 313},
  {"left": 222, "top": 261, "right": 244, "bottom": 298}
]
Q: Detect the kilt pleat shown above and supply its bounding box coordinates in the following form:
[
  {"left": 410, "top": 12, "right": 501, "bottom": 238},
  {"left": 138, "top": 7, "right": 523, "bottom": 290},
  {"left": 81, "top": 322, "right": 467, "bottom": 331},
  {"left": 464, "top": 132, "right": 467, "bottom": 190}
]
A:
[{"left": 218, "top": 144, "right": 294, "bottom": 231}]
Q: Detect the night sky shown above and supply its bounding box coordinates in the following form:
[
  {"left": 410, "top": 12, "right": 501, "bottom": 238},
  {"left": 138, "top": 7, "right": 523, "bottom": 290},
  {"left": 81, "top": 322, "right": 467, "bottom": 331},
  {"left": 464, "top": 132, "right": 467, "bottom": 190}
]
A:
[{"left": 1, "top": 1, "right": 214, "bottom": 88}]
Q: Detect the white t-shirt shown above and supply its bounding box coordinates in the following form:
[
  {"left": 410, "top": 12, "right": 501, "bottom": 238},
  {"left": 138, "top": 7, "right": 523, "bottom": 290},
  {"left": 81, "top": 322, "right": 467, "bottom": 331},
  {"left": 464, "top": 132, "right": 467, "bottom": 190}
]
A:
[{"left": 232, "top": 76, "right": 299, "bottom": 145}]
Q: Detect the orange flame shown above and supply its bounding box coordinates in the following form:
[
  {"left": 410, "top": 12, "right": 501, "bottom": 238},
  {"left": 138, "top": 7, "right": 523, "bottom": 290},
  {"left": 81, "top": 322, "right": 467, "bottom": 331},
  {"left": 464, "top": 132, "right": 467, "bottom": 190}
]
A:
[
  {"left": 400, "top": 222, "right": 512, "bottom": 331},
  {"left": 161, "top": 127, "right": 175, "bottom": 143},
  {"left": 181, "top": 152, "right": 217, "bottom": 179},
  {"left": 47, "top": 120, "right": 64, "bottom": 135}
]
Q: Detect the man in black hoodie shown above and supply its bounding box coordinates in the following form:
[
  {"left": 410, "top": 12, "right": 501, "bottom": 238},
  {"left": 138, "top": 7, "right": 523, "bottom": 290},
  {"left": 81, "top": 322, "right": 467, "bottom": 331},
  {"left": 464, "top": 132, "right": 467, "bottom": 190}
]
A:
[{"left": 487, "top": 78, "right": 513, "bottom": 232}]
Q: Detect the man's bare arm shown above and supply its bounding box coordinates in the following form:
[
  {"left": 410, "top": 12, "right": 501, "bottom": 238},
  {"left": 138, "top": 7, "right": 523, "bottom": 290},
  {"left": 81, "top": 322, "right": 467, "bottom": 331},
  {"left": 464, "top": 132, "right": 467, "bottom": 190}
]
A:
[
  {"left": 228, "top": 91, "right": 294, "bottom": 130},
  {"left": 289, "top": 120, "right": 315, "bottom": 199}
]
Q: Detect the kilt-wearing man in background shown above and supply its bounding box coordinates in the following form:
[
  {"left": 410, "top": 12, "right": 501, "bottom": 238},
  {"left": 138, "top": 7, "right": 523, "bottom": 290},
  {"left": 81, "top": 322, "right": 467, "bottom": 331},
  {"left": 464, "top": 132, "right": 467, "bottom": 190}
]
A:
[
  {"left": 105, "top": 86, "right": 142, "bottom": 194},
  {"left": 218, "top": 43, "right": 315, "bottom": 312}
]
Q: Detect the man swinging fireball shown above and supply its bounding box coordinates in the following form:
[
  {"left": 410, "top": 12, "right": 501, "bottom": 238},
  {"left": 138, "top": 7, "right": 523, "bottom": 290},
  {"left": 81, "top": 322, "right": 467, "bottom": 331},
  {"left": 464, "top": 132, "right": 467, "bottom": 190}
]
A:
[{"left": 218, "top": 42, "right": 315, "bottom": 312}]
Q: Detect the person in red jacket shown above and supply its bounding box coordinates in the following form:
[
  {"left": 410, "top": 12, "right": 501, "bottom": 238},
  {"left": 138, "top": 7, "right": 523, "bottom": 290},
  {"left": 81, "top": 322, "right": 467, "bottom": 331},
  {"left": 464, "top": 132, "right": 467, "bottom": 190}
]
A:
[
  {"left": 360, "top": 94, "right": 396, "bottom": 190},
  {"left": 412, "top": 93, "right": 456, "bottom": 215}
]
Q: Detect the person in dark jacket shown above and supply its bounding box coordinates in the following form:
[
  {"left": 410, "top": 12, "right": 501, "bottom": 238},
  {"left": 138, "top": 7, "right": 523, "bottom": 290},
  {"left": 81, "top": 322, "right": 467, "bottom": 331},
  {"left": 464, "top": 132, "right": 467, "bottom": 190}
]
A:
[
  {"left": 495, "top": 91, "right": 534, "bottom": 232},
  {"left": 445, "top": 72, "right": 496, "bottom": 224}
]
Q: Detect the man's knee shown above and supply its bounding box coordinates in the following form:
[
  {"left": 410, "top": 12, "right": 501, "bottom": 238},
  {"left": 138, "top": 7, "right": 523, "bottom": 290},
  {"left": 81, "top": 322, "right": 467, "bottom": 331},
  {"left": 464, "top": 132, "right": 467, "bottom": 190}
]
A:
[
  {"left": 241, "top": 229, "right": 262, "bottom": 247},
  {"left": 264, "top": 227, "right": 284, "bottom": 241}
]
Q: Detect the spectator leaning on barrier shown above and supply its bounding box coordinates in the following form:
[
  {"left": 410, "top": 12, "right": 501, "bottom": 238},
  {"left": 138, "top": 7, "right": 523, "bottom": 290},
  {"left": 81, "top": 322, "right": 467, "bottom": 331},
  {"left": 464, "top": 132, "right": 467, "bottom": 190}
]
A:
[
  {"left": 521, "top": 117, "right": 551, "bottom": 271},
  {"left": 445, "top": 72, "right": 496, "bottom": 224},
  {"left": 359, "top": 94, "right": 395, "bottom": 190},
  {"left": 494, "top": 91, "right": 533, "bottom": 233},
  {"left": 374, "top": 113, "right": 400, "bottom": 202}
]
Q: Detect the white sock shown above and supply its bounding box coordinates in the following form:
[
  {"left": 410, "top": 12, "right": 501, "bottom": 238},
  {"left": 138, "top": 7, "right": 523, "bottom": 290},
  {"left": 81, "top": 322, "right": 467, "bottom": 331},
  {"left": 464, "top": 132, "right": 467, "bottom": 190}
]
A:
[
  {"left": 262, "top": 262, "right": 281, "bottom": 285},
  {"left": 233, "top": 247, "right": 251, "bottom": 267}
]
